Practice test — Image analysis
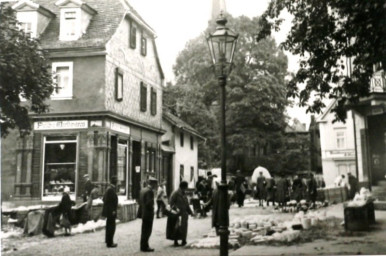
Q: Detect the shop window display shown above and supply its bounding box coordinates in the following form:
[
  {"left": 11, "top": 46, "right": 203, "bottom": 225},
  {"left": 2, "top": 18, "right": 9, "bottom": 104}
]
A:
[{"left": 43, "top": 136, "right": 77, "bottom": 200}]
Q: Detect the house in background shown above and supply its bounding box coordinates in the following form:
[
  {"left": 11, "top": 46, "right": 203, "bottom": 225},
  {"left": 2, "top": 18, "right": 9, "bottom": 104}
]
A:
[
  {"left": 1, "top": 0, "right": 164, "bottom": 204},
  {"left": 161, "top": 112, "right": 205, "bottom": 194},
  {"left": 317, "top": 100, "right": 356, "bottom": 187},
  {"left": 283, "top": 119, "right": 311, "bottom": 175}
]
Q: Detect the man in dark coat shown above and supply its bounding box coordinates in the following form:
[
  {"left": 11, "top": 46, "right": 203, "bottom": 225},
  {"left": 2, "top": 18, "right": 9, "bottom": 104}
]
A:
[
  {"left": 256, "top": 172, "right": 267, "bottom": 206},
  {"left": 235, "top": 170, "right": 247, "bottom": 207},
  {"left": 275, "top": 174, "right": 289, "bottom": 207},
  {"left": 102, "top": 176, "right": 118, "bottom": 248},
  {"left": 266, "top": 177, "right": 276, "bottom": 206},
  {"left": 138, "top": 177, "right": 158, "bottom": 252},
  {"left": 169, "top": 181, "right": 194, "bottom": 246},
  {"left": 292, "top": 175, "right": 303, "bottom": 202},
  {"left": 83, "top": 174, "right": 94, "bottom": 202},
  {"left": 307, "top": 173, "right": 318, "bottom": 204},
  {"left": 348, "top": 172, "right": 359, "bottom": 200}
]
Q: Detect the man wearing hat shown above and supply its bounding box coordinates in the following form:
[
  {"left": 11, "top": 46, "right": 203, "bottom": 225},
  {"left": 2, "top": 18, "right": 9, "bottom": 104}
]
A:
[
  {"left": 83, "top": 174, "right": 94, "bottom": 202},
  {"left": 138, "top": 176, "right": 158, "bottom": 252},
  {"left": 102, "top": 176, "right": 118, "bottom": 248}
]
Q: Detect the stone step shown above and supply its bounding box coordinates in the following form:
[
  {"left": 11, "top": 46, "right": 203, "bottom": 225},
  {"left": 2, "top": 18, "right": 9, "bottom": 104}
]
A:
[{"left": 374, "top": 201, "right": 386, "bottom": 211}]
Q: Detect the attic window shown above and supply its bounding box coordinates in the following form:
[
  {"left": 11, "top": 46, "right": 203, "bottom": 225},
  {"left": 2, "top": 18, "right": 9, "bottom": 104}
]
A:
[
  {"left": 63, "top": 11, "right": 78, "bottom": 38},
  {"left": 21, "top": 22, "right": 32, "bottom": 37}
]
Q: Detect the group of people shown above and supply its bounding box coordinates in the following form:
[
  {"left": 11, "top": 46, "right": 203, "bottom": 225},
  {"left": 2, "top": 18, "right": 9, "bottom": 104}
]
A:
[
  {"left": 335, "top": 172, "right": 359, "bottom": 199},
  {"left": 225, "top": 171, "right": 327, "bottom": 208},
  {"left": 101, "top": 176, "right": 195, "bottom": 252}
]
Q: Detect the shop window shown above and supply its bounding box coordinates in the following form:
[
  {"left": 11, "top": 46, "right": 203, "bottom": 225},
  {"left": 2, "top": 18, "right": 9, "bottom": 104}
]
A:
[
  {"left": 180, "top": 165, "right": 184, "bottom": 182},
  {"left": 190, "top": 136, "right": 194, "bottom": 150},
  {"left": 151, "top": 87, "right": 157, "bottom": 115},
  {"left": 115, "top": 68, "right": 123, "bottom": 101},
  {"left": 140, "top": 82, "right": 147, "bottom": 112},
  {"left": 52, "top": 62, "right": 73, "bottom": 99},
  {"left": 130, "top": 22, "right": 136, "bottom": 49},
  {"left": 180, "top": 132, "right": 184, "bottom": 147},
  {"left": 141, "top": 35, "right": 147, "bottom": 56},
  {"left": 43, "top": 136, "right": 77, "bottom": 200},
  {"left": 117, "top": 142, "right": 127, "bottom": 196}
]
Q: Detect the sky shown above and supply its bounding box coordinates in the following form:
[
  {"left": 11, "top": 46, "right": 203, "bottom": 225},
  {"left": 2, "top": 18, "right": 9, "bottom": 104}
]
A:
[{"left": 129, "top": 0, "right": 312, "bottom": 126}]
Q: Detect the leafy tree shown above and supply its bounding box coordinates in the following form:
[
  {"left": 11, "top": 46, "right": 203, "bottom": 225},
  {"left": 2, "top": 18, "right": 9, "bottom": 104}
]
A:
[
  {"left": 258, "top": 0, "right": 386, "bottom": 121},
  {"left": 0, "top": 5, "right": 53, "bottom": 137},
  {"left": 166, "top": 15, "right": 289, "bottom": 172}
]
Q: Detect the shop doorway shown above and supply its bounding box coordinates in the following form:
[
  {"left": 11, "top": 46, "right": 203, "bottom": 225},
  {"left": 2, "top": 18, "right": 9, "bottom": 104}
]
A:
[
  {"left": 110, "top": 136, "right": 129, "bottom": 196},
  {"left": 368, "top": 114, "right": 386, "bottom": 185},
  {"left": 131, "top": 141, "right": 141, "bottom": 200},
  {"left": 162, "top": 153, "right": 173, "bottom": 196}
]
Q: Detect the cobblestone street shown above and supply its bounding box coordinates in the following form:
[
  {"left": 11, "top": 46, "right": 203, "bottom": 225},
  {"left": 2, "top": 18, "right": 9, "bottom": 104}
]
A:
[
  {"left": 5, "top": 213, "right": 214, "bottom": 256},
  {"left": 4, "top": 203, "right": 276, "bottom": 256}
]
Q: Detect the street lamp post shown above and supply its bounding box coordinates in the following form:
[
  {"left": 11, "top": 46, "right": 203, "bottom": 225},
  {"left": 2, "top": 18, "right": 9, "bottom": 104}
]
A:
[{"left": 207, "top": 13, "right": 238, "bottom": 256}]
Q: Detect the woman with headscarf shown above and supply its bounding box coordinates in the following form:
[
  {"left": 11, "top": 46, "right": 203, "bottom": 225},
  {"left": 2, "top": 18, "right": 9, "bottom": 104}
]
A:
[
  {"left": 235, "top": 170, "right": 247, "bottom": 207},
  {"left": 58, "top": 186, "right": 73, "bottom": 236},
  {"left": 168, "top": 181, "right": 194, "bottom": 246}
]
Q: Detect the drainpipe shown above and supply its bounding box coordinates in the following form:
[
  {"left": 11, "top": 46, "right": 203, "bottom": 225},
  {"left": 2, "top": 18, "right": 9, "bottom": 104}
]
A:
[{"left": 352, "top": 111, "right": 359, "bottom": 179}]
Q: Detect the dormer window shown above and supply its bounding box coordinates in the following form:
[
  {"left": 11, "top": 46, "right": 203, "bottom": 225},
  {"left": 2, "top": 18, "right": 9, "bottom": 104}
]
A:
[
  {"left": 20, "top": 22, "right": 32, "bottom": 37},
  {"left": 12, "top": 0, "right": 55, "bottom": 38},
  {"left": 61, "top": 10, "right": 79, "bottom": 39},
  {"left": 56, "top": 0, "right": 97, "bottom": 41}
]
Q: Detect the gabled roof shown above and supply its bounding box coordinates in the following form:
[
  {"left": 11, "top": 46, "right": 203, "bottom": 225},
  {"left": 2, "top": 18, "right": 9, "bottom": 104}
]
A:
[
  {"left": 285, "top": 119, "right": 308, "bottom": 133},
  {"left": 163, "top": 112, "right": 205, "bottom": 140},
  {"left": 26, "top": 0, "right": 155, "bottom": 50},
  {"left": 317, "top": 99, "right": 337, "bottom": 123}
]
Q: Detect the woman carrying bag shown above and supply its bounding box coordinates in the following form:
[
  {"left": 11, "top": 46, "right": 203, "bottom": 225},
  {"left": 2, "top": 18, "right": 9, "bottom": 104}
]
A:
[{"left": 166, "top": 181, "right": 194, "bottom": 246}]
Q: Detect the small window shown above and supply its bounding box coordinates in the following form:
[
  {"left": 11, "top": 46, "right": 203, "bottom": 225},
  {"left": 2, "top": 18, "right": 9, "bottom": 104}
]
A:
[
  {"left": 141, "top": 35, "right": 147, "bottom": 56},
  {"left": 115, "top": 68, "right": 123, "bottom": 101},
  {"left": 64, "top": 11, "right": 76, "bottom": 36},
  {"left": 130, "top": 22, "right": 137, "bottom": 49},
  {"left": 52, "top": 62, "right": 73, "bottom": 99},
  {"left": 20, "top": 22, "right": 32, "bottom": 37},
  {"left": 336, "top": 131, "right": 345, "bottom": 149},
  {"left": 140, "top": 82, "right": 147, "bottom": 112},
  {"left": 150, "top": 87, "right": 157, "bottom": 115},
  {"left": 190, "top": 136, "right": 194, "bottom": 150},
  {"left": 180, "top": 132, "right": 184, "bottom": 147}
]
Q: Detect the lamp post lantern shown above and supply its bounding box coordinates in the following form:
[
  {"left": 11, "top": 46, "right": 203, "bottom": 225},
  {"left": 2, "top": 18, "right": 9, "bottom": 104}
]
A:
[{"left": 206, "top": 12, "right": 238, "bottom": 256}]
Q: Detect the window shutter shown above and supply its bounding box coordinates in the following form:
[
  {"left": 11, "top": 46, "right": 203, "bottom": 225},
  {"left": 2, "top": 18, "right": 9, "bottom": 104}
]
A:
[
  {"left": 141, "top": 35, "right": 147, "bottom": 56},
  {"left": 151, "top": 87, "right": 157, "bottom": 115},
  {"left": 130, "top": 22, "right": 137, "bottom": 49},
  {"left": 115, "top": 68, "right": 123, "bottom": 101},
  {"left": 140, "top": 82, "right": 147, "bottom": 112}
]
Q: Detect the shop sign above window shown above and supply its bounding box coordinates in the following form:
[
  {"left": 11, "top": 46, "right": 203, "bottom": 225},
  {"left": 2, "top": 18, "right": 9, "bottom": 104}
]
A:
[{"left": 34, "top": 120, "right": 88, "bottom": 130}]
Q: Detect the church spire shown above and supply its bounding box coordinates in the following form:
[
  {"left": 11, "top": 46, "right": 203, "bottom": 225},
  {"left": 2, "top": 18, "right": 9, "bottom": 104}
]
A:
[{"left": 211, "top": 0, "right": 227, "bottom": 20}]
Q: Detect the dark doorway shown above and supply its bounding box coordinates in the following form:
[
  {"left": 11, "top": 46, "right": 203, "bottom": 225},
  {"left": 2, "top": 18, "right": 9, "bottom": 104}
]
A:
[
  {"left": 162, "top": 153, "right": 173, "bottom": 196},
  {"left": 110, "top": 135, "right": 118, "bottom": 180},
  {"left": 131, "top": 141, "right": 141, "bottom": 200},
  {"left": 368, "top": 114, "right": 386, "bottom": 185}
]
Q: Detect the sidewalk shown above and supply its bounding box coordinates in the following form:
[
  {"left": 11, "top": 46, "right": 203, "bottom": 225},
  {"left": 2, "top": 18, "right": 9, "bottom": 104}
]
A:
[{"left": 231, "top": 203, "right": 386, "bottom": 256}]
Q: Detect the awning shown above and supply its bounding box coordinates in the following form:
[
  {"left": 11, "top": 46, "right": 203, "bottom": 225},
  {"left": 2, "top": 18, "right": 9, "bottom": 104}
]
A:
[{"left": 161, "top": 145, "right": 175, "bottom": 153}]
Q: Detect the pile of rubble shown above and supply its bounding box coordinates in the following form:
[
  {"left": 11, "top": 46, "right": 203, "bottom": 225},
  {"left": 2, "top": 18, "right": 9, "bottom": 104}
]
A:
[{"left": 189, "top": 210, "right": 338, "bottom": 249}]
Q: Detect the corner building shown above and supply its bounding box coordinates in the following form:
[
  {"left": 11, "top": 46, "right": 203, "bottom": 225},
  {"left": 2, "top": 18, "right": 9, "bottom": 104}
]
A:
[{"left": 1, "top": 0, "right": 164, "bottom": 202}]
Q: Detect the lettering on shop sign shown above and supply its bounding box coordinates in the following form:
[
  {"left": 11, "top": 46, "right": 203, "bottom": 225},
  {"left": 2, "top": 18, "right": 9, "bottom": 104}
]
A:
[
  {"left": 34, "top": 120, "right": 88, "bottom": 130},
  {"left": 108, "top": 121, "right": 131, "bottom": 134}
]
